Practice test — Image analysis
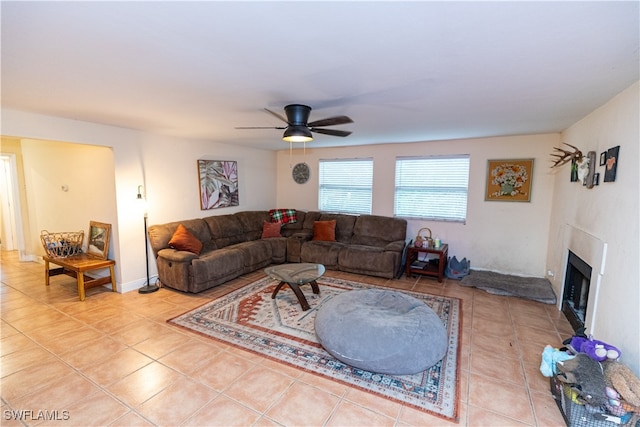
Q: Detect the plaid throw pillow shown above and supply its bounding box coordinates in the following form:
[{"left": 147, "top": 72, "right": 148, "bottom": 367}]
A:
[{"left": 269, "top": 209, "right": 297, "bottom": 224}]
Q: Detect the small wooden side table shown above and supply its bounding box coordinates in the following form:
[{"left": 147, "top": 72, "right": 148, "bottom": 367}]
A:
[
  {"left": 405, "top": 243, "right": 449, "bottom": 282},
  {"left": 44, "top": 254, "right": 116, "bottom": 301}
]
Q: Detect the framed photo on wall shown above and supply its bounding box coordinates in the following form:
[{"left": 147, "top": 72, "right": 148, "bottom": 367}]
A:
[
  {"left": 603, "top": 146, "right": 620, "bottom": 182},
  {"left": 198, "top": 160, "right": 239, "bottom": 210},
  {"left": 485, "top": 158, "right": 534, "bottom": 202},
  {"left": 87, "top": 221, "right": 111, "bottom": 259}
]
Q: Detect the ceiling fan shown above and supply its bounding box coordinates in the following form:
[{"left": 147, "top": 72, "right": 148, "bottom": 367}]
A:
[{"left": 236, "top": 104, "right": 353, "bottom": 142}]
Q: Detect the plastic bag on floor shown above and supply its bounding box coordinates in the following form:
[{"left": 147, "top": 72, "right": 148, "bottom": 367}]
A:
[{"left": 445, "top": 256, "right": 470, "bottom": 279}]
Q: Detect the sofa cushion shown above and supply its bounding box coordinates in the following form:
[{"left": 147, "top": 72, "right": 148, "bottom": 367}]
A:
[
  {"left": 319, "top": 213, "right": 357, "bottom": 243},
  {"left": 235, "top": 211, "right": 270, "bottom": 241},
  {"left": 204, "top": 214, "right": 245, "bottom": 248},
  {"left": 228, "top": 240, "right": 273, "bottom": 268},
  {"left": 261, "top": 221, "right": 282, "bottom": 238},
  {"left": 148, "top": 219, "right": 213, "bottom": 258},
  {"left": 265, "top": 237, "right": 287, "bottom": 263},
  {"left": 168, "top": 224, "right": 203, "bottom": 255},
  {"left": 193, "top": 248, "right": 244, "bottom": 284},
  {"left": 281, "top": 211, "right": 305, "bottom": 235},
  {"left": 339, "top": 245, "right": 399, "bottom": 279},
  {"left": 301, "top": 241, "right": 343, "bottom": 268},
  {"left": 301, "top": 211, "right": 322, "bottom": 230},
  {"left": 313, "top": 220, "right": 336, "bottom": 242},
  {"left": 351, "top": 215, "right": 407, "bottom": 247}
]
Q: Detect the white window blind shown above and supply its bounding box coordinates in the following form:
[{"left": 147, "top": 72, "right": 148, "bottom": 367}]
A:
[
  {"left": 394, "top": 155, "right": 470, "bottom": 222},
  {"left": 319, "top": 158, "right": 373, "bottom": 214}
]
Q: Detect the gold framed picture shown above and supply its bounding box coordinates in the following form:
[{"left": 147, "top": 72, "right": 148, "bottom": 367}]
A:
[
  {"left": 485, "top": 159, "right": 534, "bottom": 202},
  {"left": 87, "top": 221, "right": 111, "bottom": 259}
]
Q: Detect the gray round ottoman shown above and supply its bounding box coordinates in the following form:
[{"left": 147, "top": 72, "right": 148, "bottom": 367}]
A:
[{"left": 315, "top": 289, "right": 447, "bottom": 375}]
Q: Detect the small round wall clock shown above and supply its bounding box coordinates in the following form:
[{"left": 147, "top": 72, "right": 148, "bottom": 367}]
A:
[{"left": 292, "top": 162, "right": 310, "bottom": 184}]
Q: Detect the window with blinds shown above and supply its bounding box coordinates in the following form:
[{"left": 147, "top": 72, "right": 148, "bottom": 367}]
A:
[
  {"left": 319, "top": 158, "right": 373, "bottom": 214},
  {"left": 394, "top": 155, "right": 470, "bottom": 222}
]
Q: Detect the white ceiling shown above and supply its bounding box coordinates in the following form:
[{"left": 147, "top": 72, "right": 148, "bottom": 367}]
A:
[{"left": 2, "top": 1, "right": 638, "bottom": 151}]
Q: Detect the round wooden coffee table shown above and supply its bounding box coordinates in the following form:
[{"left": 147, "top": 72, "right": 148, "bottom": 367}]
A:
[{"left": 264, "top": 263, "right": 325, "bottom": 311}]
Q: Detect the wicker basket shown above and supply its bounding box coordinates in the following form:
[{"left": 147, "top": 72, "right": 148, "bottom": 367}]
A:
[
  {"left": 40, "top": 230, "right": 84, "bottom": 258},
  {"left": 414, "top": 227, "right": 433, "bottom": 248}
]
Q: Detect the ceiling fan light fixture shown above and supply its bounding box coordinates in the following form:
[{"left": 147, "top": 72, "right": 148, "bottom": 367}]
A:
[{"left": 283, "top": 125, "right": 313, "bottom": 143}]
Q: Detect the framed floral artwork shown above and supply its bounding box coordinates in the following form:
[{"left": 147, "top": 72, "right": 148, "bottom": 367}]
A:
[
  {"left": 198, "top": 160, "right": 239, "bottom": 210},
  {"left": 485, "top": 159, "right": 534, "bottom": 202}
]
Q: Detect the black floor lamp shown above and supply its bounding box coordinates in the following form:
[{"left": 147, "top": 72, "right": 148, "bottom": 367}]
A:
[{"left": 137, "top": 185, "right": 159, "bottom": 294}]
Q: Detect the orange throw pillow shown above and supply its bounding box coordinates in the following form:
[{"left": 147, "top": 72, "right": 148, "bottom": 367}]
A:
[
  {"left": 313, "top": 220, "right": 337, "bottom": 242},
  {"left": 261, "top": 221, "right": 282, "bottom": 238},
  {"left": 168, "top": 224, "right": 203, "bottom": 255}
]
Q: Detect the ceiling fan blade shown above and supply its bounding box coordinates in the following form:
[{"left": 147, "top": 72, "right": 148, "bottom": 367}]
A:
[
  {"left": 307, "top": 115, "right": 353, "bottom": 127},
  {"left": 235, "top": 126, "right": 287, "bottom": 129},
  {"left": 310, "top": 128, "right": 352, "bottom": 137},
  {"left": 264, "top": 108, "right": 289, "bottom": 124}
]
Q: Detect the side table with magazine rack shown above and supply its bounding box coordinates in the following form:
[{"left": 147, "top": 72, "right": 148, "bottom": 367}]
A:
[
  {"left": 405, "top": 243, "right": 448, "bottom": 282},
  {"left": 41, "top": 230, "right": 116, "bottom": 301}
]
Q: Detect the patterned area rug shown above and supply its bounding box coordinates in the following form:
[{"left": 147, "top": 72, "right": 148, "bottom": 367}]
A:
[{"left": 168, "top": 276, "right": 461, "bottom": 422}]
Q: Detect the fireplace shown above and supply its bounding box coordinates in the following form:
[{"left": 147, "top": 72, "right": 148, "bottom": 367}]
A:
[
  {"left": 561, "top": 224, "right": 606, "bottom": 336},
  {"left": 562, "top": 250, "right": 592, "bottom": 332}
]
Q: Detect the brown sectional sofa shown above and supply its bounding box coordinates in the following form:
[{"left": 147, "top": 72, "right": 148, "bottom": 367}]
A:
[{"left": 147, "top": 210, "right": 407, "bottom": 293}]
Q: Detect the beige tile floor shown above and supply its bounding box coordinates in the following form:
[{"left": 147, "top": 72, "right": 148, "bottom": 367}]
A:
[{"left": 0, "top": 249, "right": 571, "bottom": 426}]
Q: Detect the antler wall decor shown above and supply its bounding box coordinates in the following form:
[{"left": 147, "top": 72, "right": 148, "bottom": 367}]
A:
[
  {"left": 549, "top": 143, "right": 584, "bottom": 168},
  {"left": 549, "top": 143, "right": 598, "bottom": 188}
]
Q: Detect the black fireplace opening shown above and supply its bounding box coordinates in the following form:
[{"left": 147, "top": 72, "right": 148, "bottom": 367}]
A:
[{"left": 562, "top": 251, "right": 592, "bottom": 332}]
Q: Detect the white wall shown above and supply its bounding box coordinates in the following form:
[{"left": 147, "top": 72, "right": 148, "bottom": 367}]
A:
[
  {"left": 276, "top": 133, "right": 559, "bottom": 277},
  {"left": 1, "top": 109, "right": 277, "bottom": 292},
  {"left": 546, "top": 81, "right": 639, "bottom": 375},
  {"left": 20, "top": 139, "right": 117, "bottom": 257}
]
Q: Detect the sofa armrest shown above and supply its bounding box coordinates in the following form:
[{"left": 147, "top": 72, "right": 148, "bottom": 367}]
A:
[
  {"left": 286, "top": 232, "right": 313, "bottom": 263},
  {"left": 291, "top": 231, "right": 313, "bottom": 240},
  {"left": 384, "top": 240, "right": 406, "bottom": 252},
  {"left": 157, "top": 248, "right": 199, "bottom": 262}
]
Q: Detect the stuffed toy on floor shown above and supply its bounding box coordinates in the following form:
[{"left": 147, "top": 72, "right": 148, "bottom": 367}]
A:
[
  {"left": 540, "top": 345, "right": 574, "bottom": 377},
  {"left": 567, "top": 335, "right": 621, "bottom": 362},
  {"left": 556, "top": 353, "right": 608, "bottom": 407}
]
